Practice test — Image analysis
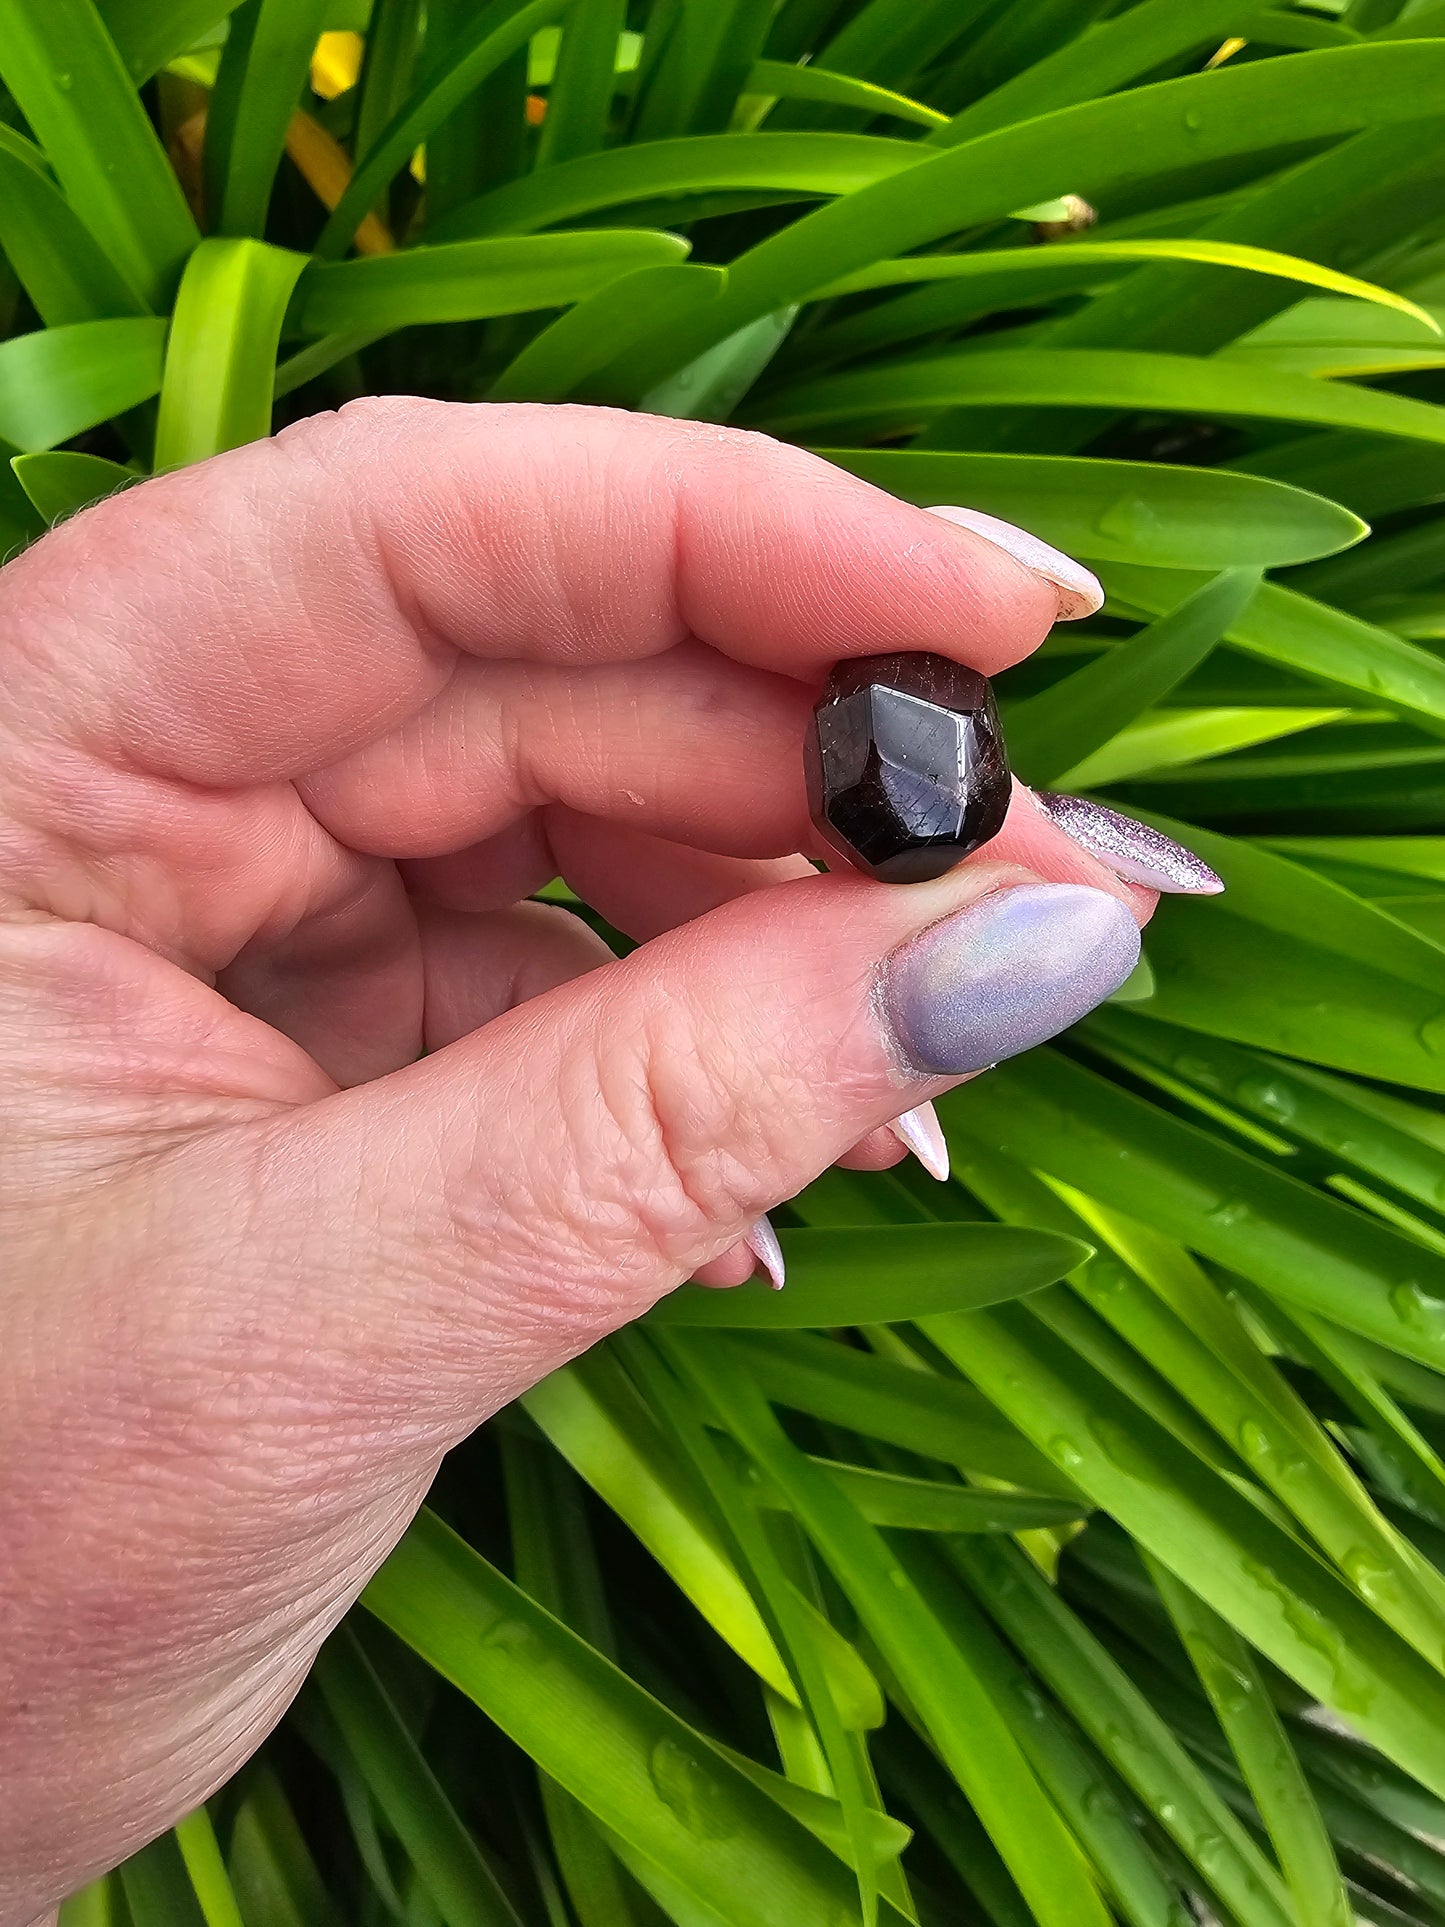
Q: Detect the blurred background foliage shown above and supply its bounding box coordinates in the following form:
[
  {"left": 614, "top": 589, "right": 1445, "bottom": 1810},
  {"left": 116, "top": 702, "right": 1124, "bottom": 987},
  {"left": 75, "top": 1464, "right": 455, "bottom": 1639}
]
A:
[{"left": 11, "top": 0, "right": 1445, "bottom": 1921}]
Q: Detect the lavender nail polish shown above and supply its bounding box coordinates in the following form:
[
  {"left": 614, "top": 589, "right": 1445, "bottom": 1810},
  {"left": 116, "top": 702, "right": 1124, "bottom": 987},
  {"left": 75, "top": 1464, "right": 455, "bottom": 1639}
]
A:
[
  {"left": 1031, "top": 792, "right": 1224, "bottom": 895},
  {"left": 882, "top": 884, "right": 1141, "bottom": 1074}
]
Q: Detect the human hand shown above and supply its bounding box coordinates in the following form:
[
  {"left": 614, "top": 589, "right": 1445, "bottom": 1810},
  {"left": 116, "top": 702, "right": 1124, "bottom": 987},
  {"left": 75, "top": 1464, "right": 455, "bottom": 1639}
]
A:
[{"left": 0, "top": 401, "right": 1164, "bottom": 1917}]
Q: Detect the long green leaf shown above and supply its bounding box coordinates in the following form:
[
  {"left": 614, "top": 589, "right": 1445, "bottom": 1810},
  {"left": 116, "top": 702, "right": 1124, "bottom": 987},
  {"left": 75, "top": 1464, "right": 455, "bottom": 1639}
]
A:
[
  {"left": 293, "top": 232, "right": 691, "bottom": 335},
  {"left": 814, "top": 238, "right": 1436, "bottom": 328},
  {"left": 0, "top": 124, "right": 149, "bottom": 323},
  {"left": 11, "top": 451, "right": 137, "bottom": 524},
  {"left": 1148, "top": 1560, "right": 1352, "bottom": 1927},
  {"left": 312, "top": 1630, "right": 528, "bottom": 1927},
  {"left": 942, "top": 1053, "right": 1445, "bottom": 1368},
  {"left": 522, "top": 1351, "right": 883, "bottom": 1726},
  {"left": 1007, "top": 569, "right": 1262, "bottom": 786},
  {"left": 0, "top": 317, "right": 166, "bottom": 453},
  {"left": 365, "top": 1508, "right": 911, "bottom": 1927},
  {"left": 947, "top": 1534, "right": 1293, "bottom": 1927},
  {"left": 1119, "top": 815, "right": 1445, "bottom": 1092},
  {"left": 431, "top": 132, "right": 918, "bottom": 240},
  {"left": 0, "top": 0, "right": 197, "bottom": 308},
  {"left": 613, "top": 43, "right": 1445, "bottom": 385},
  {"left": 743, "top": 61, "right": 946, "bottom": 129},
  {"left": 661, "top": 1330, "right": 1113, "bottom": 1927},
  {"left": 317, "top": 0, "right": 580, "bottom": 257},
  {"left": 741, "top": 1330, "right": 1077, "bottom": 1492},
  {"left": 155, "top": 239, "right": 308, "bottom": 468},
  {"left": 1103, "top": 563, "right": 1445, "bottom": 736},
  {"left": 816, "top": 450, "right": 1363, "bottom": 573},
  {"left": 758, "top": 346, "right": 1445, "bottom": 447},
  {"left": 648, "top": 1223, "right": 1085, "bottom": 1327},
  {"left": 206, "top": 0, "right": 331, "bottom": 238},
  {"left": 928, "top": 1304, "right": 1445, "bottom": 1796}
]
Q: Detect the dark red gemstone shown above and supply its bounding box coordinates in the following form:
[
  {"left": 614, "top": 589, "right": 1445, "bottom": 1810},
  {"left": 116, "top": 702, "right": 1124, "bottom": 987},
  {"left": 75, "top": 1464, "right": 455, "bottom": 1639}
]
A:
[{"left": 804, "top": 652, "right": 1010, "bottom": 883}]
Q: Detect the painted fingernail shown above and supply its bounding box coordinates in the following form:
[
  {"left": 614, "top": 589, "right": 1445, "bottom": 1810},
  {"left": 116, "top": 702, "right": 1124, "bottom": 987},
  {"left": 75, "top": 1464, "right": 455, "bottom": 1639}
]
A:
[
  {"left": 1030, "top": 791, "right": 1224, "bottom": 895},
  {"left": 886, "top": 1102, "right": 950, "bottom": 1182},
  {"left": 744, "top": 1215, "right": 786, "bottom": 1291},
  {"left": 925, "top": 504, "right": 1104, "bottom": 621},
  {"left": 882, "top": 883, "right": 1140, "bottom": 1073}
]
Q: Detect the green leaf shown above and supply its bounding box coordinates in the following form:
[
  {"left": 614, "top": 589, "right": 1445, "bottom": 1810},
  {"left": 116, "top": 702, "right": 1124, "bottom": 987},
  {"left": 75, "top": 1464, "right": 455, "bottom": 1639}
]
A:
[
  {"left": 312, "top": 1629, "right": 529, "bottom": 1927},
  {"left": 365, "top": 1508, "right": 912, "bottom": 1927},
  {"left": 1115, "top": 816, "right": 1445, "bottom": 1093},
  {"left": 661, "top": 1330, "right": 1114, "bottom": 1927},
  {"left": 648, "top": 1223, "right": 1083, "bottom": 1327},
  {"left": 640, "top": 305, "right": 798, "bottom": 421},
  {"left": 57, "top": 1877, "right": 118, "bottom": 1926},
  {"left": 1102, "top": 563, "right": 1445, "bottom": 737},
  {"left": 815, "top": 238, "right": 1438, "bottom": 331},
  {"left": 941, "top": 1052, "right": 1445, "bottom": 1368},
  {"left": 1148, "top": 1561, "right": 1352, "bottom": 1927},
  {"left": 0, "top": 317, "right": 167, "bottom": 453},
  {"left": 1085, "top": 1007, "right": 1445, "bottom": 1218},
  {"left": 930, "top": 0, "right": 1339, "bottom": 145},
  {"left": 880, "top": 1539, "right": 1191, "bottom": 1927},
  {"left": 522, "top": 1351, "right": 884, "bottom": 1727},
  {"left": 226, "top": 1764, "right": 344, "bottom": 1927},
  {"left": 1007, "top": 569, "right": 1262, "bottom": 786},
  {"left": 758, "top": 345, "right": 1445, "bottom": 447},
  {"left": 945, "top": 1534, "right": 1294, "bottom": 1927},
  {"left": 489, "top": 262, "right": 727, "bottom": 403},
  {"left": 0, "top": 0, "right": 198, "bottom": 308},
  {"left": 206, "top": 0, "right": 331, "bottom": 238},
  {"left": 1061, "top": 705, "right": 1349, "bottom": 788},
  {"left": 99, "top": 0, "right": 248, "bottom": 84},
  {"left": 535, "top": 0, "right": 627, "bottom": 167},
  {"left": 928, "top": 1303, "right": 1445, "bottom": 1799},
  {"left": 317, "top": 0, "right": 580, "bottom": 257},
  {"left": 0, "top": 124, "right": 150, "bottom": 324},
  {"left": 155, "top": 239, "right": 309, "bottom": 468},
  {"left": 431, "top": 132, "right": 919, "bottom": 241},
  {"left": 815, "top": 450, "right": 1364, "bottom": 573},
  {"left": 293, "top": 232, "right": 691, "bottom": 336},
  {"left": 119, "top": 1828, "right": 210, "bottom": 1925},
  {"left": 742, "top": 1330, "right": 1079, "bottom": 1492},
  {"left": 617, "top": 42, "right": 1445, "bottom": 386},
  {"left": 742, "top": 61, "right": 946, "bottom": 129},
  {"left": 10, "top": 450, "right": 137, "bottom": 523},
  {"left": 768, "top": 1462, "right": 1086, "bottom": 1534},
  {"left": 618, "top": 1333, "right": 886, "bottom": 1927},
  {"left": 173, "top": 1809, "right": 247, "bottom": 1927}
]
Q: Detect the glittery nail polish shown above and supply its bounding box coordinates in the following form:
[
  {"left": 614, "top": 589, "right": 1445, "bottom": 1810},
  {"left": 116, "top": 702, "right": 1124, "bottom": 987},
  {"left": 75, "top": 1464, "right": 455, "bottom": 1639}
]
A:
[
  {"left": 1030, "top": 792, "right": 1224, "bottom": 895},
  {"left": 881, "top": 884, "right": 1140, "bottom": 1074}
]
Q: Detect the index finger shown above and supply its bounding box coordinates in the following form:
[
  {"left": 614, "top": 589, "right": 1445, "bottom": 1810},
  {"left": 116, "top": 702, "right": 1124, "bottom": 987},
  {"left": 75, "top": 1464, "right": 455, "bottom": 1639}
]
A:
[{"left": 0, "top": 398, "right": 1062, "bottom": 792}]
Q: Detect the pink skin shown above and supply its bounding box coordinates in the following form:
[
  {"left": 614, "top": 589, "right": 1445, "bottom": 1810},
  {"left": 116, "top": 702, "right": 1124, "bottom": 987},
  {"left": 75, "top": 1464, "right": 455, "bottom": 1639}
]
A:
[{"left": 0, "top": 401, "right": 1155, "bottom": 1921}]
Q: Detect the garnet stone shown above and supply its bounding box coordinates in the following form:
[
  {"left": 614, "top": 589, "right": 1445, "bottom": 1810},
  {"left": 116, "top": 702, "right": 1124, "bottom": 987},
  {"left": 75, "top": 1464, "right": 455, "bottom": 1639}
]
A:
[{"left": 804, "top": 652, "right": 1010, "bottom": 883}]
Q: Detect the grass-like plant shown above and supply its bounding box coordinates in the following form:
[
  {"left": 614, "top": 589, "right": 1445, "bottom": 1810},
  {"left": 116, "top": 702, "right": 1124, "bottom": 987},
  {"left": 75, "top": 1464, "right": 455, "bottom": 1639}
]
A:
[{"left": 9, "top": 1, "right": 1445, "bottom": 1921}]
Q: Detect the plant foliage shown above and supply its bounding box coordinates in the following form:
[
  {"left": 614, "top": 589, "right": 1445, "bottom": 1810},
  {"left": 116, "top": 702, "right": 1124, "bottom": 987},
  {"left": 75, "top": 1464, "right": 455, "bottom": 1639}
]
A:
[{"left": 11, "top": 1, "right": 1445, "bottom": 1921}]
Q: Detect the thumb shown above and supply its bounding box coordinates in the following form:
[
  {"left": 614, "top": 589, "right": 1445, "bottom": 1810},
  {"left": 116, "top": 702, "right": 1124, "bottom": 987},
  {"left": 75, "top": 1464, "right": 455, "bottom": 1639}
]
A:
[{"left": 256, "top": 863, "right": 1141, "bottom": 1438}]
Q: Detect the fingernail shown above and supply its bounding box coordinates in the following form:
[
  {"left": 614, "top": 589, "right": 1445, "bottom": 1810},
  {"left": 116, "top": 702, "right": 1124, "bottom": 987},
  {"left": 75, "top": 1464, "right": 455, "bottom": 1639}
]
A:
[
  {"left": 882, "top": 883, "right": 1140, "bottom": 1073},
  {"left": 925, "top": 504, "right": 1104, "bottom": 621},
  {"left": 1029, "top": 791, "right": 1224, "bottom": 895},
  {"left": 886, "top": 1102, "right": 950, "bottom": 1182},
  {"left": 744, "top": 1215, "right": 786, "bottom": 1291}
]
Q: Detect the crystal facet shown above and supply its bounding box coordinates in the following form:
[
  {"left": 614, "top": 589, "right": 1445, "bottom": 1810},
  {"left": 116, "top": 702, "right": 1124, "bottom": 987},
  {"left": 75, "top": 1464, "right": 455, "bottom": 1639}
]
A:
[{"left": 804, "top": 652, "right": 1010, "bottom": 883}]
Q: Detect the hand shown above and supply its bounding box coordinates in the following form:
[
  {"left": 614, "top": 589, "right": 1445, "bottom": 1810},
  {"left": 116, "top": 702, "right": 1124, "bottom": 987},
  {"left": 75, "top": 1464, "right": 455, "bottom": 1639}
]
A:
[{"left": 0, "top": 400, "right": 1152, "bottom": 1918}]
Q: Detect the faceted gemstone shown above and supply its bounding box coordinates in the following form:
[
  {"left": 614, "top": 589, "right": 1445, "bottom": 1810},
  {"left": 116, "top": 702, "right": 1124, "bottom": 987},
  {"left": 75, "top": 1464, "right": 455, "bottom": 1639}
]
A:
[{"left": 804, "top": 652, "right": 1010, "bottom": 883}]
